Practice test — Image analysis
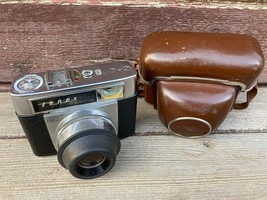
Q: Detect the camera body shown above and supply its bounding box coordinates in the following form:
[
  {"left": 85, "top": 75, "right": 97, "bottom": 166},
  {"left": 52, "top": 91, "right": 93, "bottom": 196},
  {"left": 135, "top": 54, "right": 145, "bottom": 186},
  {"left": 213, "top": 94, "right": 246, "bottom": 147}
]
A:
[{"left": 10, "top": 61, "right": 137, "bottom": 179}]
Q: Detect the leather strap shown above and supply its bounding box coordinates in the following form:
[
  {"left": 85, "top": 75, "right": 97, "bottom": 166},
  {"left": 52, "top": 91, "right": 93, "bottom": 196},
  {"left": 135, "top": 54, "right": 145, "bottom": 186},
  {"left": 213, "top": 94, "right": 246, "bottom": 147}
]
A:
[
  {"left": 135, "top": 63, "right": 145, "bottom": 98},
  {"left": 233, "top": 85, "right": 258, "bottom": 110}
]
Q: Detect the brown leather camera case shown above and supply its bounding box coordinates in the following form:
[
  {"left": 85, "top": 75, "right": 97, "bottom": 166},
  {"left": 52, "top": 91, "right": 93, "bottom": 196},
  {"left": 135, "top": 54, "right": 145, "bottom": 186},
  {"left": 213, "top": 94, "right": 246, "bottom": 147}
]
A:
[{"left": 138, "top": 31, "right": 264, "bottom": 137}]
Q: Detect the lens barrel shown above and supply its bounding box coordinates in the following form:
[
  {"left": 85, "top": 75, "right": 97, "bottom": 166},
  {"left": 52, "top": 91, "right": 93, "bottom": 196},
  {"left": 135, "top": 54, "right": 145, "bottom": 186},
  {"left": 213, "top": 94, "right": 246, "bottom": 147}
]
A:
[
  {"left": 59, "top": 132, "right": 120, "bottom": 179},
  {"left": 56, "top": 114, "right": 120, "bottom": 179}
]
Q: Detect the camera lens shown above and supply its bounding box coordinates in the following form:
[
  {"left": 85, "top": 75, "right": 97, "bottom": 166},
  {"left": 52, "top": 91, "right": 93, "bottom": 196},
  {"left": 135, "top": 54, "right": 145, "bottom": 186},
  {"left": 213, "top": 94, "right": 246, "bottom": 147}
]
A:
[
  {"left": 56, "top": 113, "right": 120, "bottom": 179},
  {"left": 78, "top": 154, "right": 107, "bottom": 169}
]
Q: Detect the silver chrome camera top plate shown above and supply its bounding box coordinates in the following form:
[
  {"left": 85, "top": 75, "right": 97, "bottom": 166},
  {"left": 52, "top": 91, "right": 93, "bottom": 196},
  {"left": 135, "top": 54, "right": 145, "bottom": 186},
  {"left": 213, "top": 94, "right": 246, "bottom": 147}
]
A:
[{"left": 10, "top": 61, "right": 137, "bottom": 115}]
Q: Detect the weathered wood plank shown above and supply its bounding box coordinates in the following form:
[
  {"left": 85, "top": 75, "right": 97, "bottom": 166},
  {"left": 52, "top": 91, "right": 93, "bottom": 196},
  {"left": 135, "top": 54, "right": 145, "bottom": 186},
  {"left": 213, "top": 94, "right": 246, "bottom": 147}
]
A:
[
  {"left": 0, "top": 0, "right": 267, "bottom": 8},
  {"left": 1, "top": 135, "right": 267, "bottom": 199},
  {"left": 0, "top": 4, "right": 266, "bottom": 87},
  {"left": 1, "top": 88, "right": 267, "bottom": 138}
]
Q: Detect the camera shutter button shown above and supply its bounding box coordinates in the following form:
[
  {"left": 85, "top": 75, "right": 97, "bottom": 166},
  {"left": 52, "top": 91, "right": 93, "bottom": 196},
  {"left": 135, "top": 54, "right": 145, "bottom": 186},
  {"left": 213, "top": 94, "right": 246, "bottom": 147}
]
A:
[{"left": 82, "top": 70, "right": 93, "bottom": 78}]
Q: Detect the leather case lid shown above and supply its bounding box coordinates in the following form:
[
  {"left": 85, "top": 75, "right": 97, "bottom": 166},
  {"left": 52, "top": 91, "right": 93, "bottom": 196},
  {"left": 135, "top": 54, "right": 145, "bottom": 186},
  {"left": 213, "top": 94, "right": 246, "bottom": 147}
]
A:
[{"left": 138, "top": 31, "right": 264, "bottom": 89}]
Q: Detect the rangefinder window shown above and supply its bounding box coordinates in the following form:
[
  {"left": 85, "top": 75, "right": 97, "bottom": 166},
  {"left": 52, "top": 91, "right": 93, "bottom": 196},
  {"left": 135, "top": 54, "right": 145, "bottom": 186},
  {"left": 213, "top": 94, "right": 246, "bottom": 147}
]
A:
[
  {"left": 46, "top": 69, "right": 72, "bottom": 89},
  {"left": 31, "top": 91, "right": 97, "bottom": 112}
]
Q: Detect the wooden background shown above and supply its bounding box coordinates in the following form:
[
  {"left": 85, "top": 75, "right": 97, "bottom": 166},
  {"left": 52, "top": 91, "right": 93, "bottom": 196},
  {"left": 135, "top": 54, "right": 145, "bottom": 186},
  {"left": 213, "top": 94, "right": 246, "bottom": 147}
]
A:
[
  {"left": 0, "top": 1, "right": 267, "bottom": 92},
  {"left": 0, "top": 1, "right": 267, "bottom": 199}
]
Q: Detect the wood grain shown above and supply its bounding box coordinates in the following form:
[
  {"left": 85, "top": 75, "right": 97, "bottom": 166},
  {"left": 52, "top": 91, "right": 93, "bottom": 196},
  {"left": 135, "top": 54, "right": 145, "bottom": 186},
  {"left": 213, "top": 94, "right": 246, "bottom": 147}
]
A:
[
  {"left": 0, "top": 4, "right": 267, "bottom": 87},
  {"left": 0, "top": 0, "right": 267, "bottom": 7},
  {"left": 1, "top": 135, "right": 267, "bottom": 200}
]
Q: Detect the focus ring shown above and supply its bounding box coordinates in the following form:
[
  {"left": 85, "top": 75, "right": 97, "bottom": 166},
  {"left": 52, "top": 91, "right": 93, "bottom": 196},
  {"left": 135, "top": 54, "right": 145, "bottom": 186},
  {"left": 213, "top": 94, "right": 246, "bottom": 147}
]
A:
[{"left": 56, "top": 116, "right": 116, "bottom": 149}]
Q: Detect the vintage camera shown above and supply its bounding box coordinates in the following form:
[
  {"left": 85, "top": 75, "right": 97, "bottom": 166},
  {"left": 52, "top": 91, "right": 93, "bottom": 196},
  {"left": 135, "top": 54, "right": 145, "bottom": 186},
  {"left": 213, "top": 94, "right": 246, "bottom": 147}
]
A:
[
  {"left": 10, "top": 61, "right": 137, "bottom": 179},
  {"left": 138, "top": 31, "right": 264, "bottom": 138}
]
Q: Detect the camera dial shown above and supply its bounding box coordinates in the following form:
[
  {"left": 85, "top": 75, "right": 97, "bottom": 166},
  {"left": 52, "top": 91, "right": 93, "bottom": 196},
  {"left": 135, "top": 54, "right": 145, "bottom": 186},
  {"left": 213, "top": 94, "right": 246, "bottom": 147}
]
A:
[{"left": 13, "top": 74, "right": 44, "bottom": 93}]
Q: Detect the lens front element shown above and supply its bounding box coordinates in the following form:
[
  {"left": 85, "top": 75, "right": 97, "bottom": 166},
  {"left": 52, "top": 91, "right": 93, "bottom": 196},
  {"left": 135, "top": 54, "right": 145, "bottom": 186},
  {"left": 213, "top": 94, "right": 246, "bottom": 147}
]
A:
[{"left": 78, "top": 154, "right": 107, "bottom": 169}]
